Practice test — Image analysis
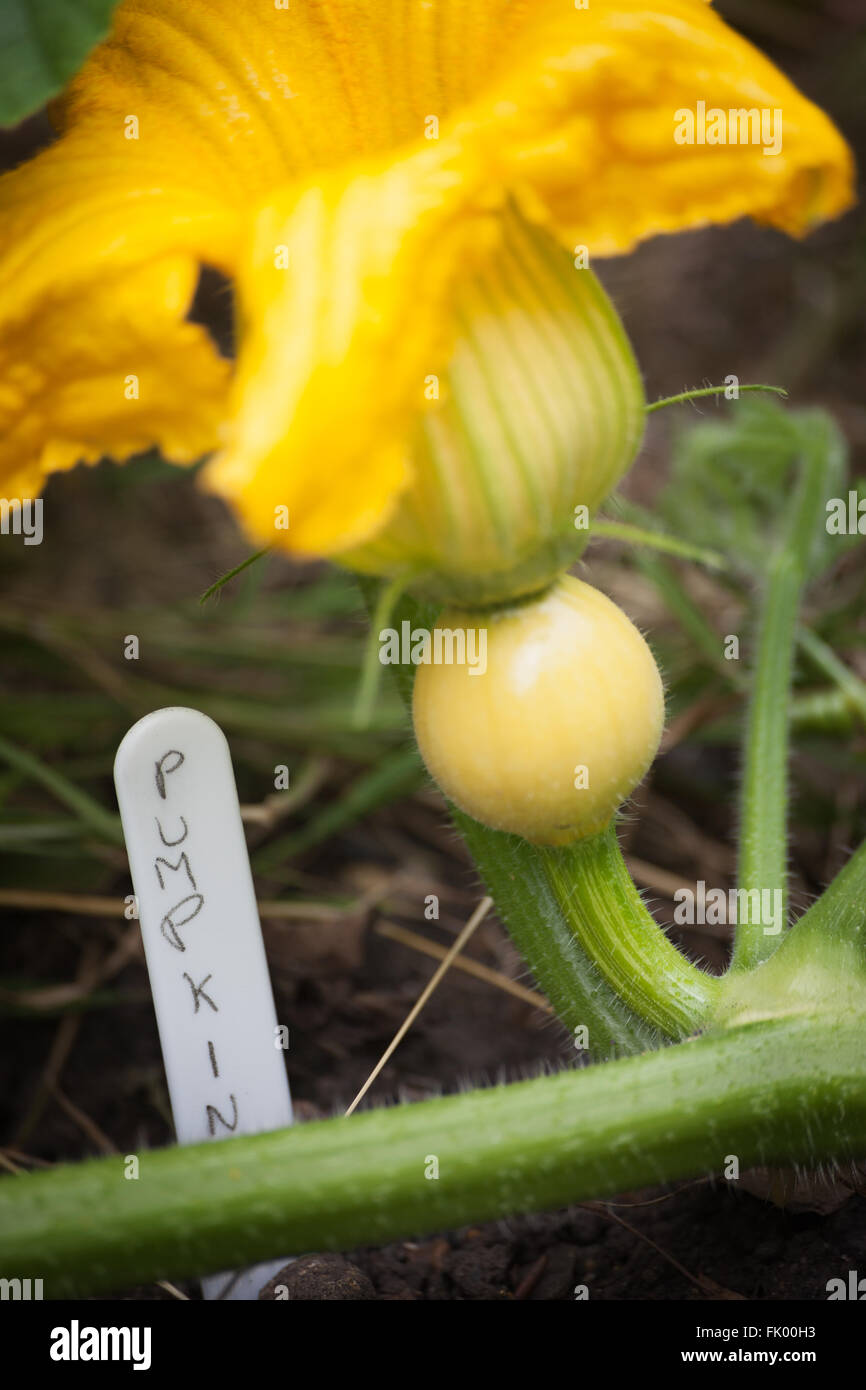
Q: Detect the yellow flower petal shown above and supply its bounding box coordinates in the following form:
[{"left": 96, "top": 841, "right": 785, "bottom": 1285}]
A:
[
  {"left": 58, "top": 0, "right": 527, "bottom": 180},
  {"left": 0, "top": 0, "right": 855, "bottom": 544},
  {"left": 0, "top": 256, "right": 230, "bottom": 496},
  {"left": 203, "top": 142, "right": 502, "bottom": 556},
  {"left": 0, "top": 0, "right": 519, "bottom": 500},
  {"left": 477, "top": 0, "right": 854, "bottom": 254},
  {"left": 0, "top": 124, "right": 234, "bottom": 492}
]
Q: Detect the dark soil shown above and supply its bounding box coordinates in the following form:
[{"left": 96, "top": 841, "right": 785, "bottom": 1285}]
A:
[{"left": 262, "top": 1186, "right": 866, "bottom": 1301}]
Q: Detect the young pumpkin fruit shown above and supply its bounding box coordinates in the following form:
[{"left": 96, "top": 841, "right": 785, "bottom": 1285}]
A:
[{"left": 412, "top": 575, "right": 664, "bottom": 846}]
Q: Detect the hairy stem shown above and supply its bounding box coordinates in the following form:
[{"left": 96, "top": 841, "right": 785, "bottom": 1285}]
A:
[
  {"left": 454, "top": 812, "right": 662, "bottom": 1056},
  {"left": 540, "top": 824, "right": 720, "bottom": 1037},
  {"left": 645, "top": 383, "right": 787, "bottom": 414},
  {"left": 733, "top": 429, "right": 830, "bottom": 971},
  {"left": 784, "top": 837, "right": 866, "bottom": 962},
  {"left": 2, "top": 1013, "right": 864, "bottom": 1298},
  {"left": 352, "top": 572, "right": 413, "bottom": 729},
  {"left": 590, "top": 519, "right": 724, "bottom": 571}
]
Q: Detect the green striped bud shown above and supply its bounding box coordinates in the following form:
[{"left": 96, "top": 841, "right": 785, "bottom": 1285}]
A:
[{"left": 344, "top": 208, "right": 645, "bottom": 607}]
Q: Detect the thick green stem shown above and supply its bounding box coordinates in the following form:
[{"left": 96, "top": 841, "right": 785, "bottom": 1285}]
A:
[
  {"left": 783, "top": 837, "right": 866, "bottom": 962},
  {"left": 2, "top": 1013, "right": 864, "bottom": 1298},
  {"left": 456, "top": 818, "right": 719, "bottom": 1053},
  {"left": 540, "top": 824, "right": 719, "bottom": 1038},
  {"left": 456, "top": 816, "right": 722, "bottom": 1050},
  {"left": 733, "top": 429, "right": 830, "bottom": 971},
  {"left": 714, "top": 841, "right": 866, "bottom": 1029},
  {"left": 454, "top": 812, "right": 662, "bottom": 1056}
]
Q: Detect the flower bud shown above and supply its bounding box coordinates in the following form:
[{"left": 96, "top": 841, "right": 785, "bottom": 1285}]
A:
[
  {"left": 344, "top": 210, "right": 645, "bottom": 607},
  {"left": 412, "top": 575, "right": 664, "bottom": 845}
]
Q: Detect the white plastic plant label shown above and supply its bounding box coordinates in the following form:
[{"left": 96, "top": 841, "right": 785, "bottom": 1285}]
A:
[{"left": 114, "top": 707, "right": 293, "bottom": 1300}]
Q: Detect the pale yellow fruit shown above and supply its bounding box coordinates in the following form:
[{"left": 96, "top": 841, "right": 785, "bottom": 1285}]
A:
[{"left": 412, "top": 575, "right": 664, "bottom": 846}]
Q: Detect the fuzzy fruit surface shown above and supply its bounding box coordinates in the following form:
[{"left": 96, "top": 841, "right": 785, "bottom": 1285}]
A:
[{"left": 413, "top": 575, "right": 665, "bottom": 846}]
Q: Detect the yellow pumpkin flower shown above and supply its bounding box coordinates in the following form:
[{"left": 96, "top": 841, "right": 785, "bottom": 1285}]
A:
[{"left": 0, "top": 0, "right": 854, "bottom": 575}]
